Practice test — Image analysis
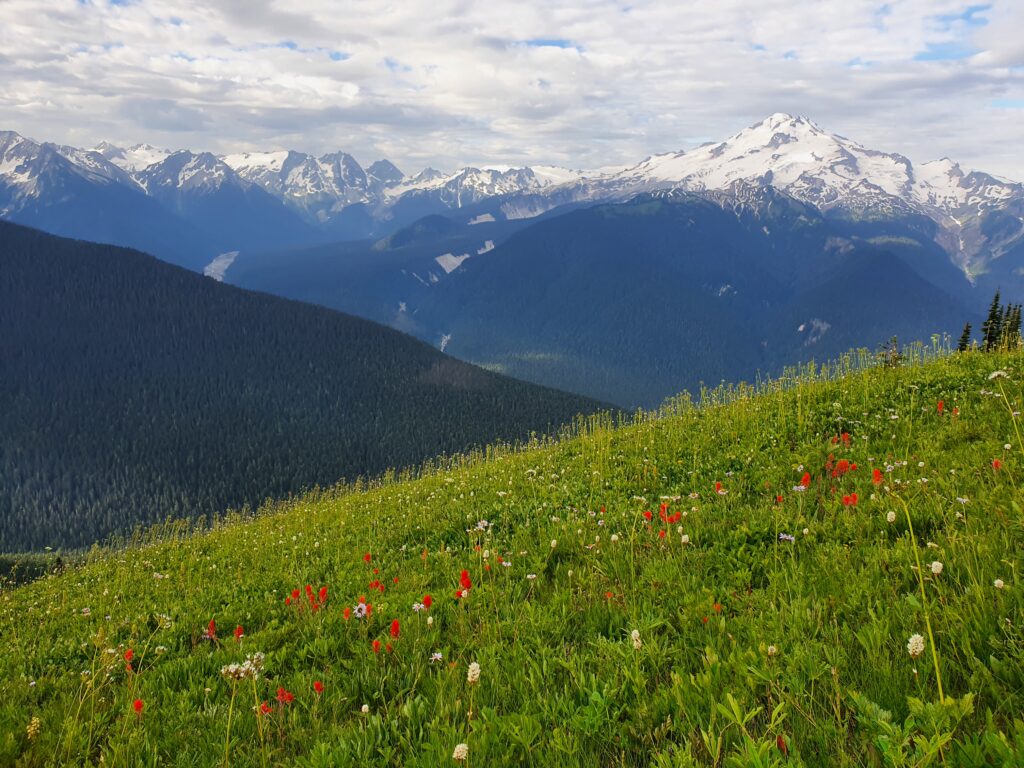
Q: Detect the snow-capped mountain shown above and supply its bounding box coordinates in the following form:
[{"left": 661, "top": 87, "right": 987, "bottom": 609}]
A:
[{"left": 2, "top": 115, "right": 1022, "bottom": 286}]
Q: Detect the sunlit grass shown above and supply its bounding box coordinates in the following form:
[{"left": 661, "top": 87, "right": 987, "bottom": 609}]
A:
[{"left": 1, "top": 346, "right": 1022, "bottom": 766}]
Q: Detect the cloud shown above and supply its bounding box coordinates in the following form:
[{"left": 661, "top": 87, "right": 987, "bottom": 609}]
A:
[{"left": 0, "top": 0, "right": 1021, "bottom": 180}]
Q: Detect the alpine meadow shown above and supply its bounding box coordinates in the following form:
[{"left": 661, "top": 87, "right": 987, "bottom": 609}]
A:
[{"left": 3, "top": 0, "right": 1024, "bottom": 766}]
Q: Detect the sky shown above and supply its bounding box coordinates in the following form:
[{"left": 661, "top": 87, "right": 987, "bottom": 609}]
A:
[{"left": 1, "top": 0, "right": 1022, "bottom": 179}]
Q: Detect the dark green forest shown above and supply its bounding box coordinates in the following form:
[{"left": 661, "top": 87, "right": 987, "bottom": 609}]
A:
[{"left": 0, "top": 222, "right": 605, "bottom": 552}]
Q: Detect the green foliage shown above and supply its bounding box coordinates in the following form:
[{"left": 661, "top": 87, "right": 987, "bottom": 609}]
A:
[{"left": 0, "top": 348, "right": 1022, "bottom": 766}]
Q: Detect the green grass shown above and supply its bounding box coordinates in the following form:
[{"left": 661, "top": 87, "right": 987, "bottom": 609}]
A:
[{"left": 2, "top": 348, "right": 1023, "bottom": 766}]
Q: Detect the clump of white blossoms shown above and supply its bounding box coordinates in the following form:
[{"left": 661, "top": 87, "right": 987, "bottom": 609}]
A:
[
  {"left": 453, "top": 743, "right": 469, "bottom": 761},
  {"left": 930, "top": 561, "right": 944, "bottom": 576},
  {"left": 610, "top": 534, "right": 619, "bottom": 543},
  {"left": 767, "top": 645, "right": 778, "bottom": 657},
  {"left": 680, "top": 534, "right": 690, "bottom": 544},
  {"left": 631, "top": 629, "right": 642, "bottom": 650},
  {"left": 361, "top": 704, "right": 370, "bottom": 714},
  {"left": 886, "top": 511, "right": 897, "bottom": 524},
  {"left": 220, "top": 652, "right": 265, "bottom": 681},
  {"left": 550, "top": 539, "right": 557, "bottom": 549},
  {"left": 467, "top": 662, "right": 481, "bottom": 684},
  {"left": 907, "top": 634, "right": 925, "bottom": 659},
  {"left": 994, "top": 579, "right": 1005, "bottom": 589}
]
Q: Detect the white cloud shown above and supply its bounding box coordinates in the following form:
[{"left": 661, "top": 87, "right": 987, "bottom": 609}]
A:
[{"left": 0, "top": 0, "right": 1021, "bottom": 179}]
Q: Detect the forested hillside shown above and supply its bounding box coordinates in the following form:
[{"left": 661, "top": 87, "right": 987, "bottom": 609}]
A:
[{"left": 0, "top": 222, "right": 606, "bottom": 551}]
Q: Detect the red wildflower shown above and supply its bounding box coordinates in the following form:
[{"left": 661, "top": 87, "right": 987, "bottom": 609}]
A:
[
  {"left": 993, "top": 459, "right": 1002, "bottom": 470},
  {"left": 937, "top": 400, "right": 944, "bottom": 414},
  {"left": 701, "top": 616, "right": 709, "bottom": 624},
  {"left": 372, "top": 639, "right": 381, "bottom": 654},
  {"left": 872, "top": 468, "right": 883, "bottom": 485},
  {"left": 713, "top": 602, "right": 722, "bottom": 613},
  {"left": 423, "top": 594, "right": 433, "bottom": 609},
  {"left": 260, "top": 701, "right": 272, "bottom": 715},
  {"left": 842, "top": 493, "right": 858, "bottom": 507},
  {"left": 234, "top": 625, "right": 244, "bottom": 643},
  {"left": 343, "top": 607, "right": 352, "bottom": 621},
  {"left": 285, "top": 597, "right": 292, "bottom": 606},
  {"left": 363, "top": 553, "right": 372, "bottom": 563},
  {"left": 715, "top": 481, "right": 723, "bottom": 493},
  {"left": 313, "top": 680, "right": 324, "bottom": 695},
  {"left": 390, "top": 619, "right": 400, "bottom": 639},
  {"left": 832, "top": 459, "right": 850, "bottom": 477},
  {"left": 133, "top": 698, "right": 144, "bottom": 715},
  {"left": 643, "top": 510, "right": 653, "bottom": 521},
  {"left": 318, "top": 586, "right": 328, "bottom": 604},
  {"left": 777, "top": 734, "right": 789, "bottom": 756},
  {"left": 800, "top": 472, "right": 811, "bottom": 488},
  {"left": 124, "top": 649, "right": 134, "bottom": 663},
  {"left": 460, "top": 570, "right": 472, "bottom": 590},
  {"left": 385, "top": 643, "right": 393, "bottom": 654},
  {"left": 206, "top": 619, "right": 216, "bottom": 639},
  {"left": 658, "top": 529, "right": 666, "bottom": 539},
  {"left": 276, "top": 687, "right": 295, "bottom": 705},
  {"left": 604, "top": 591, "right": 614, "bottom": 601},
  {"left": 776, "top": 494, "right": 784, "bottom": 504},
  {"left": 291, "top": 588, "right": 300, "bottom": 600}
]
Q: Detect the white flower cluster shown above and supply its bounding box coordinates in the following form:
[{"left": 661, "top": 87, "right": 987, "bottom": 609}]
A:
[
  {"left": 467, "top": 662, "right": 481, "bottom": 684},
  {"left": 631, "top": 629, "right": 642, "bottom": 650},
  {"left": 453, "top": 743, "right": 469, "bottom": 761},
  {"left": 907, "top": 634, "right": 925, "bottom": 659},
  {"left": 220, "top": 652, "right": 265, "bottom": 681}
]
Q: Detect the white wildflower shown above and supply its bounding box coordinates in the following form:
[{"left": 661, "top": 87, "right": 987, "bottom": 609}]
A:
[
  {"left": 453, "top": 743, "right": 469, "bottom": 761},
  {"left": 886, "top": 511, "right": 897, "bottom": 524},
  {"left": 550, "top": 539, "right": 557, "bottom": 549},
  {"left": 467, "top": 662, "right": 481, "bottom": 684},
  {"left": 930, "top": 561, "right": 943, "bottom": 575},
  {"left": 427, "top": 616, "right": 434, "bottom": 626},
  {"left": 907, "top": 633, "right": 925, "bottom": 659},
  {"left": 631, "top": 629, "right": 642, "bottom": 650},
  {"left": 994, "top": 579, "right": 1005, "bottom": 589},
  {"left": 610, "top": 534, "right": 619, "bottom": 543},
  {"left": 767, "top": 645, "right": 778, "bottom": 657},
  {"left": 361, "top": 704, "right": 370, "bottom": 714}
]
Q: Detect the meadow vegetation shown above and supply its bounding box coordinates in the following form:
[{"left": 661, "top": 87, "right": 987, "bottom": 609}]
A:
[{"left": 2, "top": 346, "right": 1022, "bottom": 766}]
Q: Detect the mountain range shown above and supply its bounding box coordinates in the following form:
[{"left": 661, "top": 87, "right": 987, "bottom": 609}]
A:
[
  {"left": 0, "top": 220, "right": 604, "bottom": 551},
  {"left": 3, "top": 114, "right": 1022, "bottom": 289}
]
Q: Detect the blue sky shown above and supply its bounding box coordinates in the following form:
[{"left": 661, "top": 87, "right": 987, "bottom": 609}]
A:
[{"left": 0, "top": 0, "right": 1021, "bottom": 178}]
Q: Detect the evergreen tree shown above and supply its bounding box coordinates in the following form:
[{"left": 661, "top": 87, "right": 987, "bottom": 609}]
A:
[
  {"left": 956, "top": 322, "right": 972, "bottom": 352},
  {"left": 981, "top": 291, "right": 1002, "bottom": 351}
]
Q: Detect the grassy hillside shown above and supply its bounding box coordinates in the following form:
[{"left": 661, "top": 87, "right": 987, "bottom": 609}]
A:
[
  {"left": 2, "top": 347, "right": 1022, "bottom": 766},
  {"left": 0, "top": 221, "right": 605, "bottom": 551}
]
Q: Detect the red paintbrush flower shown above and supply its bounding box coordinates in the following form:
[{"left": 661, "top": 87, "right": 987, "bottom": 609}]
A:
[
  {"left": 643, "top": 510, "right": 652, "bottom": 521},
  {"left": 423, "top": 594, "right": 433, "bottom": 609},
  {"left": 133, "top": 698, "right": 144, "bottom": 715},
  {"left": 313, "top": 680, "right": 324, "bottom": 695},
  {"left": 124, "top": 649, "right": 134, "bottom": 663},
  {"left": 343, "top": 607, "right": 351, "bottom": 620},
  {"left": 993, "top": 458, "right": 1003, "bottom": 470},
  {"left": 319, "top": 586, "right": 328, "bottom": 604},
  {"left": 363, "top": 552, "right": 372, "bottom": 563},
  {"left": 460, "top": 570, "right": 472, "bottom": 590},
  {"left": 234, "top": 625, "right": 244, "bottom": 643},
  {"left": 390, "top": 619, "right": 400, "bottom": 639},
  {"left": 937, "top": 400, "right": 944, "bottom": 414},
  {"left": 372, "top": 639, "right": 381, "bottom": 654},
  {"left": 872, "top": 468, "right": 883, "bottom": 485}
]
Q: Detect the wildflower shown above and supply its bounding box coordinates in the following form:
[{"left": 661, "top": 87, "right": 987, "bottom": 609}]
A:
[
  {"left": 427, "top": 616, "right": 434, "bottom": 626},
  {"left": 133, "top": 699, "right": 144, "bottom": 715},
  {"left": 681, "top": 534, "right": 690, "bottom": 544},
  {"left": 776, "top": 494, "right": 784, "bottom": 503},
  {"left": 907, "top": 634, "right": 925, "bottom": 659},
  {"left": 610, "top": 534, "right": 619, "bottom": 543},
  {"left": 124, "top": 649, "right": 134, "bottom": 663},
  {"left": 658, "top": 530, "right": 666, "bottom": 540},
  {"left": 767, "top": 645, "right": 778, "bottom": 657},
  {"left": 467, "top": 662, "right": 481, "bottom": 684},
  {"left": 460, "top": 570, "right": 473, "bottom": 590},
  {"left": 1005, "top": 443, "right": 1012, "bottom": 451},
  {"left": 643, "top": 510, "right": 653, "bottom": 521},
  {"left": 937, "top": 400, "right": 944, "bottom": 414},
  {"left": 431, "top": 652, "right": 443, "bottom": 663},
  {"left": 930, "top": 561, "right": 943, "bottom": 575},
  {"left": 313, "top": 680, "right": 324, "bottom": 695},
  {"left": 713, "top": 603, "right": 722, "bottom": 613},
  {"left": 353, "top": 603, "right": 367, "bottom": 619},
  {"left": 886, "top": 511, "right": 897, "bottom": 524},
  {"left": 276, "top": 687, "right": 295, "bottom": 705},
  {"left": 872, "top": 468, "right": 883, "bottom": 485},
  {"left": 363, "top": 552, "right": 372, "bottom": 563},
  {"left": 234, "top": 625, "right": 244, "bottom": 643},
  {"left": 778, "top": 533, "right": 795, "bottom": 543},
  {"left": 391, "top": 620, "right": 400, "bottom": 639},
  {"left": 412, "top": 602, "right": 425, "bottom": 613},
  {"left": 988, "top": 370, "right": 1009, "bottom": 380},
  {"left": 343, "top": 607, "right": 352, "bottom": 620},
  {"left": 26, "top": 716, "right": 41, "bottom": 740},
  {"left": 550, "top": 539, "right": 558, "bottom": 549},
  {"left": 318, "top": 586, "right": 328, "bottom": 605},
  {"left": 777, "top": 734, "right": 789, "bottom": 757},
  {"left": 715, "top": 481, "right": 727, "bottom": 495},
  {"left": 994, "top": 579, "right": 1005, "bottom": 589},
  {"left": 372, "top": 639, "right": 381, "bottom": 654},
  {"left": 453, "top": 743, "right": 469, "bottom": 761},
  {"left": 526, "top": 573, "right": 537, "bottom": 580},
  {"left": 631, "top": 629, "right": 642, "bottom": 650},
  {"left": 260, "top": 702, "right": 272, "bottom": 715},
  {"left": 842, "top": 493, "right": 858, "bottom": 507},
  {"left": 802, "top": 528, "right": 809, "bottom": 536},
  {"left": 423, "top": 594, "right": 433, "bottom": 609},
  {"left": 993, "top": 459, "right": 1003, "bottom": 470}
]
